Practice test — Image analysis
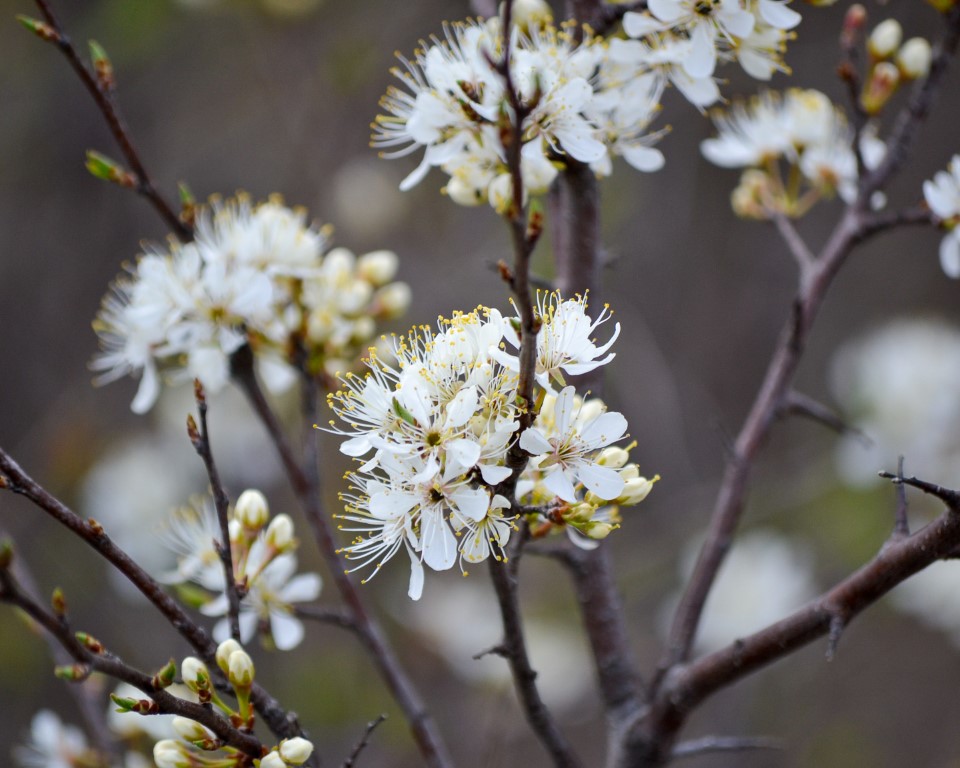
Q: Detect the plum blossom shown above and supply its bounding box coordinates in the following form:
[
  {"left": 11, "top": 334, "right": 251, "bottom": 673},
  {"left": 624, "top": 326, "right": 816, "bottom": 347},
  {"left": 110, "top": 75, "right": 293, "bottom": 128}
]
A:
[{"left": 923, "top": 155, "right": 960, "bottom": 277}]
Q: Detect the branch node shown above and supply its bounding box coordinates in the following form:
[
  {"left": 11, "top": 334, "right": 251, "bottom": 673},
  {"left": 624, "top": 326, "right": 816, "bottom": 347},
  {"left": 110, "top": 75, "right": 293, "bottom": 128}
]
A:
[
  {"left": 826, "top": 614, "right": 846, "bottom": 661},
  {"left": 472, "top": 643, "right": 510, "bottom": 661}
]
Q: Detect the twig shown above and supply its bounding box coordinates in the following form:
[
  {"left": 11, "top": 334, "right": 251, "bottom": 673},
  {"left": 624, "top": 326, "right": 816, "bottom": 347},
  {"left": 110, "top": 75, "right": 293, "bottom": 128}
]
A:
[
  {"left": 837, "top": 3, "right": 869, "bottom": 176},
  {"left": 671, "top": 735, "right": 783, "bottom": 760},
  {"left": 771, "top": 212, "right": 815, "bottom": 273},
  {"left": 0, "top": 447, "right": 304, "bottom": 744},
  {"left": 188, "top": 381, "right": 242, "bottom": 641},
  {"left": 891, "top": 457, "right": 910, "bottom": 538},
  {"left": 0, "top": 561, "right": 263, "bottom": 756},
  {"left": 878, "top": 470, "right": 960, "bottom": 509},
  {"left": 30, "top": 0, "right": 191, "bottom": 240},
  {"left": 341, "top": 714, "right": 388, "bottom": 768},
  {"left": 861, "top": 205, "right": 934, "bottom": 238},
  {"left": 294, "top": 605, "right": 358, "bottom": 632},
  {"left": 781, "top": 390, "right": 868, "bottom": 443},
  {"left": 230, "top": 348, "right": 453, "bottom": 768},
  {"left": 488, "top": 532, "right": 583, "bottom": 768}
]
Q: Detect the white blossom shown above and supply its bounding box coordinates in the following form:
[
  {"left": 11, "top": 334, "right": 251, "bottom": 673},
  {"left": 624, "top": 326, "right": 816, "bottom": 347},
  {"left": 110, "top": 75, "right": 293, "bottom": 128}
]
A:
[{"left": 923, "top": 155, "right": 960, "bottom": 277}]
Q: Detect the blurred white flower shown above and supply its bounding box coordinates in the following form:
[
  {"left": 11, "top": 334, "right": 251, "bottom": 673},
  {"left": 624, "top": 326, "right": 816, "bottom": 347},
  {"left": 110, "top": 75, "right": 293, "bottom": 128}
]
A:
[
  {"left": 922, "top": 155, "right": 960, "bottom": 277},
  {"left": 831, "top": 319, "right": 960, "bottom": 487},
  {"left": 15, "top": 711, "right": 93, "bottom": 768},
  {"left": 664, "top": 530, "right": 818, "bottom": 653}
]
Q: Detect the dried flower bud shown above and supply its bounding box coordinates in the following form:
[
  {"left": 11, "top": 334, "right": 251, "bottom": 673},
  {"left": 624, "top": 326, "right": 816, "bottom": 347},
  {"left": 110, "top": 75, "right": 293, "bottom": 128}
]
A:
[
  {"left": 278, "top": 737, "right": 315, "bottom": 766},
  {"left": 266, "top": 514, "right": 295, "bottom": 551},
  {"left": 357, "top": 250, "right": 399, "bottom": 285},
  {"left": 236, "top": 489, "right": 270, "bottom": 531},
  {"left": 216, "top": 638, "right": 243, "bottom": 674},
  {"left": 897, "top": 37, "right": 932, "bottom": 79},
  {"left": 868, "top": 19, "right": 902, "bottom": 59},
  {"left": 228, "top": 648, "right": 255, "bottom": 689}
]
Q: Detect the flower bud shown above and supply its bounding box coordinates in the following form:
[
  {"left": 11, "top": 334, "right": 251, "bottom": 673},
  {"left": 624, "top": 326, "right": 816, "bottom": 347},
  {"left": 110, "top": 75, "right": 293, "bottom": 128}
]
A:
[
  {"left": 564, "top": 502, "right": 597, "bottom": 524},
  {"left": 488, "top": 174, "right": 517, "bottom": 215},
  {"left": 618, "top": 475, "right": 659, "bottom": 506},
  {"left": 357, "top": 250, "right": 399, "bottom": 285},
  {"left": 506, "top": 0, "right": 553, "bottom": 30},
  {"left": 578, "top": 399, "right": 605, "bottom": 425},
  {"left": 216, "top": 638, "right": 243, "bottom": 674},
  {"left": 181, "top": 657, "right": 210, "bottom": 693},
  {"left": 153, "top": 740, "right": 188, "bottom": 768},
  {"left": 867, "top": 19, "right": 902, "bottom": 59},
  {"left": 236, "top": 489, "right": 270, "bottom": 531},
  {"left": 228, "top": 648, "right": 255, "bottom": 689},
  {"left": 260, "top": 753, "right": 287, "bottom": 768},
  {"left": 597, "top": 446, "right": 629, "bottom": 469},
  {"left": 374, "top": 282, "right": 411, "bottom": 319},
  {"left": 619, "top": 463, "right": 640, "bottom": 481},
  {"left": 172, "top": 717, "right": 215, "bottom": 743},
  {"left": 350, "top": 317, "right": 376, "bottom": 346},
  {"left": 897, "top": 37, "right": 932, "bottom": 79},
  {"left": 585, "top": 521, "right": 616, "bottom": 540},
  {"left": 445, "top": 176, "right": 486, "bottom": 206},
  {"left": 228, "top": 518, "right": 243, "bottom": 544},
  {"left": 278, "top": 737, "right": 315, "bottom": 766},
  {"left": 266, "top": 514, "right": 296, "bottom": 551}
]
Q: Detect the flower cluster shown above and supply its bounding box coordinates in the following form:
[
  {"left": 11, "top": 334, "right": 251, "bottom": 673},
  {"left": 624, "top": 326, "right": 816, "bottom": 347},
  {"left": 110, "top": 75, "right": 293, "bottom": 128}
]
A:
[
  {"left": 373, "top": 13, "right": 667, "bottom": 212},
  {"left": 923, "top": 155, "right": 960, "bottom": 277},
  {"left": 701, "top": 88, "right": 886, "bottom": 217},
  {"left": 159, "top": 490, "right": 322, "bottom": 650},
  {"left": 329, "top": 292, "right": 655, "bottom": 599},
  {"left": 92, "top": 195, "right": 409, "bottom": 413}
]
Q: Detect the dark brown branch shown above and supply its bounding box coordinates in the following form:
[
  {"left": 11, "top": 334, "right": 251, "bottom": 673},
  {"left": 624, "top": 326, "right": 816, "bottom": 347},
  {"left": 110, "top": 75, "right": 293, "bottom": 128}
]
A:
[
  {"left": 341, "top": 714, "right": 388, "bottom": 768},
  {"left": 0, "top": 447, "right": 303, "bottom": 744},
  {"left": 31, "top": 0, "right": 191, "bottom": 240},
  {"left": 861, "top": 205, "right": 934, "bottom": 238},
  {"left": 671, "top": 735, "right": 782, "bottom": 760},
  {"left": 781, "top": 390, "right": 867, "bottom": 442},
  {"left": 295, "top": 605, "right": 358, "bottom": 632},
  {"left": 878, "top": 471, "right": 960, "bottom": 508},
  {"left": 891, "top": 457, "right": 910, "bottom": 539},
  {"left": 0, "top": 561, "right": 263, "bottom": 757},
  {"left": 231, "top": 349, "right": 453, "bottom": 768},
  {"left": 189, "top": 381, "right": 242, "bottom": 641},
  {"left": 488, "top": 532, "right": 583, "bottom": 768},
  {"left": 837, "top": 3, "right": 868, "bottom": 176}
]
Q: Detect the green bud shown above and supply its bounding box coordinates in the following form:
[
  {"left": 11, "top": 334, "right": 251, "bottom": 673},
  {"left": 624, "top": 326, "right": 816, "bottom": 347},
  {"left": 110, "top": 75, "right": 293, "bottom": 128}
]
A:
[
  {"left": 152, "top": 658, "right": 177, "bottom": 689},
  {"left": 0, "top": 539, "right": 13, "bottom": 570},
  {"left": 75, "top": 631, "right": 105, "bottom": 654},
  {"left": 16, "top": 15, "right": 59, "bottom": 42},
  {"left": 88, "top": 40, "right": 114, "bottom": 90},
  {"left": 110, "top": 694, "right": 139, "bottom": 712},
  {"left": 50, "top": 587, "right": 66, "bottom": 617},
  {"left": 54, "top": 664, "right": 91, "bottom": 682},
  {"left": 85, "top": 150, "right": 136, "bottom": 188}
]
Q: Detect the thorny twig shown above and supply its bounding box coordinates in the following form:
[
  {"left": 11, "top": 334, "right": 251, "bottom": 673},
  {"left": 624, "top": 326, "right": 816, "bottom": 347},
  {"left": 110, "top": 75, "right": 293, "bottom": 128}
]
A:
[{"left": 341, "top": 715, "right": 388, "bottom": 768}]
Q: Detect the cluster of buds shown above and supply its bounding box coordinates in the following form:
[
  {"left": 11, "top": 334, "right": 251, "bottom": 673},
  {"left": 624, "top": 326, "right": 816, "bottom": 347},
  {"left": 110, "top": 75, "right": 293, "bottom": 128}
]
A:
[
  {"left": 862, "top": 19, "right": 932, "bottom": 114},
  {"left": 161, "top": 490, "right": 322, "bottom": 650}
]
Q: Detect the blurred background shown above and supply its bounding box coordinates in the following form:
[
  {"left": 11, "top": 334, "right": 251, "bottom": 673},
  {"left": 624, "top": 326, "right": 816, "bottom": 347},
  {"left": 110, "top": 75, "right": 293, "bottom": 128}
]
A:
[{"left": 2, "top": 0, "right": 960, "bottom": 766}]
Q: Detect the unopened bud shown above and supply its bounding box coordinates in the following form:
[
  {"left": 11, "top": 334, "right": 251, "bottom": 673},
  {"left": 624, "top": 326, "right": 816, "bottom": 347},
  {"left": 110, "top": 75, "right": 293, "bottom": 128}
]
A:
[
  {"left": 841, "top": 4, "right": 867, "bottom": 47},
  {"left": 85, "top": 150, "right": 136, "bottom": 188},
  {"left": 54, "top": 664, "right": 91, "bottom": 682},
  {"left": 505, "top": 0, "right": 553, "bottom": 30},
  {"left": 597, "top": 446, "right": 629, "bottom": 469},
  {"left": 181, "top": 657, "right": 211, "bottom": 694},
  {"left": 578, "top": 399, "right": 605, "bottom": 425},
  {"left": 564, "top": 502, "right": 597, "bottom": 524},
  {"left": 373, "top": 283, "right": 411, "bottom": 319},
  {"left": 88, "top": 40, "right": 114, "bottom": 91},
  {"left": 861, "top": 61, "right": 900, "bottom": 115},
  {"left": 236, "top": 489, "right": 270, "bottom": 531},
  {"left": 445, "top": 177, "right": 485, "bottom": 206},
  {"left": 50, "top": 587, "right": 66, "bottom": 617},
  {"left": 585, "top": 521, "right": 616, "bottom": 540},
  {"left": 488, "top": 174, "right": 517, "bottom": 216},
  {"left": 260, "top": 753, "right": 287, "bottom": 768},
  {"left": 75, "top": 632, "right": 105, "bottom": 654},
  {"left": 216, "top": 638, "right": 244, "bottom": 674},
  {"left": 279, "top": 737, "right": 315, "bottom": 766},
  {"left": 0, "top": 539, "right": 13, "bottom": 570},
  {"left": 266, "top": 514, "right": 295, "bottom": 551},
  {"left": 927, "top": 0, "right": 957, "bottom": 12},
  {"left": 153, "top": 740, "right": 188, "bottom": 768},
  {"left": 619, "top": 463, "right": 640, "bottom": 481},
  {"left": 172, "top": 716, "right": 216, "bottom": 743},
  {"left": 16, "top": 15, "right": 59, "bottom": 42},
  {"left": 228, "top": 518, "right": 243, "bottom": 544},
  {"left": 357, "top": 250, "right": 399, "bottom": 286},
  {"left": 618, "top": 475, "right": 659, "bottom": 506},
  {"left": 228, "top": 648, "right": 255, "bottom": 689},
  {"left": 867, "top": 19, "right": 902, "bottom": 59},
  {"left": 897, "top": 37, "right": 932, "bottom": 79},
  {"left": 153, "top": 658, "right": 177, "bottom": 689}
]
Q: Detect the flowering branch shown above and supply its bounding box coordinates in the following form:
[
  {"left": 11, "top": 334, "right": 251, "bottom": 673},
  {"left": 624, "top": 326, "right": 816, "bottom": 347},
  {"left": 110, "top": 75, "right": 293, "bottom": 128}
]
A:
[
  {"left": 0, "top": 447, "right": 304, "bottom": 745},
  {"left": 188, "top": 381, "right": 243, "bottom": 641},
  {"left": 0, "top": 556, "right": 264, "bottom": 757},
  {"left": 25, "top": 0, "right": 191, "bottom": 241},
  {"left": 230, "top": 350, "right": 453, "bottom": 768}
]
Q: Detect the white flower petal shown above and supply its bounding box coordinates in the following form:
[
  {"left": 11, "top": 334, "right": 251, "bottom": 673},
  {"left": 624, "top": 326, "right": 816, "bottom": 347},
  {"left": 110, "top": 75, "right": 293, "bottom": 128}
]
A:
[{"left": 270, "top": 611, "right": 305, "bottom": 651}]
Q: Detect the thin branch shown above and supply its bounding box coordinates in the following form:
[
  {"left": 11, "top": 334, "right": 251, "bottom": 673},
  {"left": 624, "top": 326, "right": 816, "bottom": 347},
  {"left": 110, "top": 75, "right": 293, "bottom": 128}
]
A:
[
  {"left": 771, "top": 212, "right": 815, "bottom": 273},
  {"left": 0, "top": 447, "right": 303, "bottom": 744},
  {"left": 231, "top": 348, "right": 453, "bottom": 768},
  {"left": 31, "top": 0, "right": 191, "bottom": 240},
  {"left": 837, "top": 3, "right": 868, "bottom": 176},
  {"left": 188, "top": 381, "right": 242, "bottom": 641},
  {"left": 891, "top": 457, "right": 910, "bottom": 539},
  {"left": 0, "top": 561, "right": 263, "bottom": 756},
  {"left": 294, "top": 605, "right": 358, "bottom": 632},
  {"left": 878, "top": 470, "right": 960, "bottom": 508},
  {"left": 781, "top": 389, "right": 868, "bottom": 443},
  {"left": 341, "top": 714, "right": 388, "bottom": 768},
  {"left": 671, "top": 735, "right": 783, "bottom": 760},
  {"left": 488, "top": 531, "right": 583, "bottom": 768},
  {"left": 861, "top": 205, "right": 934, "bottom": 238}
]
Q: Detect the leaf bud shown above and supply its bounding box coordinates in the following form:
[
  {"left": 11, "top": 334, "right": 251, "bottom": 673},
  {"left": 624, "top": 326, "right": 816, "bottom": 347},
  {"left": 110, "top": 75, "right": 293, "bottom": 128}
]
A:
[
  {"left": 867, "top": 19, "right": 902, "bottom": 59},
  {"left": 152, "top": 658, "right": 178, "bottom": 689},
  {"left": 88, "top": 40, "right": 114, "bottom": 91},
  {"left": 110, "top": 694, "right": 139, "bottom": 712},
  {"left": 85, "top": 150, "right": 136, "bottom": 188},
  {"left": 54, "top": 664, "right": 91, "bottom": 682},
  {"left": 278, "top": 737, "right": 315, "bottom": 766},
  {"left": 213, "top": 639, "right": 241, "bottom": 676},
  {"left": 228, "top": 648, "right": 255, "bottom": 689},
  {"left": 897, "top": 38, "right": 932, "bottom": 79},
  {"left": 16, "top": 15, "right": 60, "bottom": 42},
  {"left": 266, "top": 514, "right": 296, "bottom": 552},
  {"left": 75, "top": 632, "right": 105, "bottom": 654},
  {"left": 841, "top": 4, "right": 866, "bottom": 47},
  {"left": 357, "top": 250, "right": 399, "bottom": 285},
  {"left": 50, "top": 587, "right": 66, "bottom": 617},
  {"left": 236, "top": 489, "right": 270, "bottom": 531},
  {"left": 0, "top": 539, "right": 13, "bottom": 570}
]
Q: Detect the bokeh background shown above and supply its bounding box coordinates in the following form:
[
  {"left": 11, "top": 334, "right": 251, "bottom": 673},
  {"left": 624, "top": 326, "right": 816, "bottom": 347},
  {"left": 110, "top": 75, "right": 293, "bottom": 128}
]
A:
[{"left": 2, "top": 1, "right": 960, "bottom": 766}]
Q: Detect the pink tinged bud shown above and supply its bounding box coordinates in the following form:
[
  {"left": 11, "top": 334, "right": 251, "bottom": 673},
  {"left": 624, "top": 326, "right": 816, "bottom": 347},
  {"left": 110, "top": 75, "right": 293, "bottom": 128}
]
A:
[
  {"left": 841, "top": 4, "right": 866, "bottom": 47},
  {"left": 867, "top": 19, "right": 902, "bottom": 59},
  {"left": 266, "top": 514, "right": 295, "bottom": 551},
  {"left": 236, "top": 489, "right": 270, "bottom": 531},
  {"left": 260, "top": 753, "right": 287, "bottom": 768},
  {"left": 279, "top": 737, "right": 315, "bottom": 765},
  {"left": 216, "top": 639, "right": 243, "bottom": 674},
  {"left": 897, "top": 38, "right": 932, "bottom": 79},
  {"left": 861, "top": 61, "right": 900, "bottom": 114},
  {"left": 228, "top": 648, "right": 255, "bottom": 688}
]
